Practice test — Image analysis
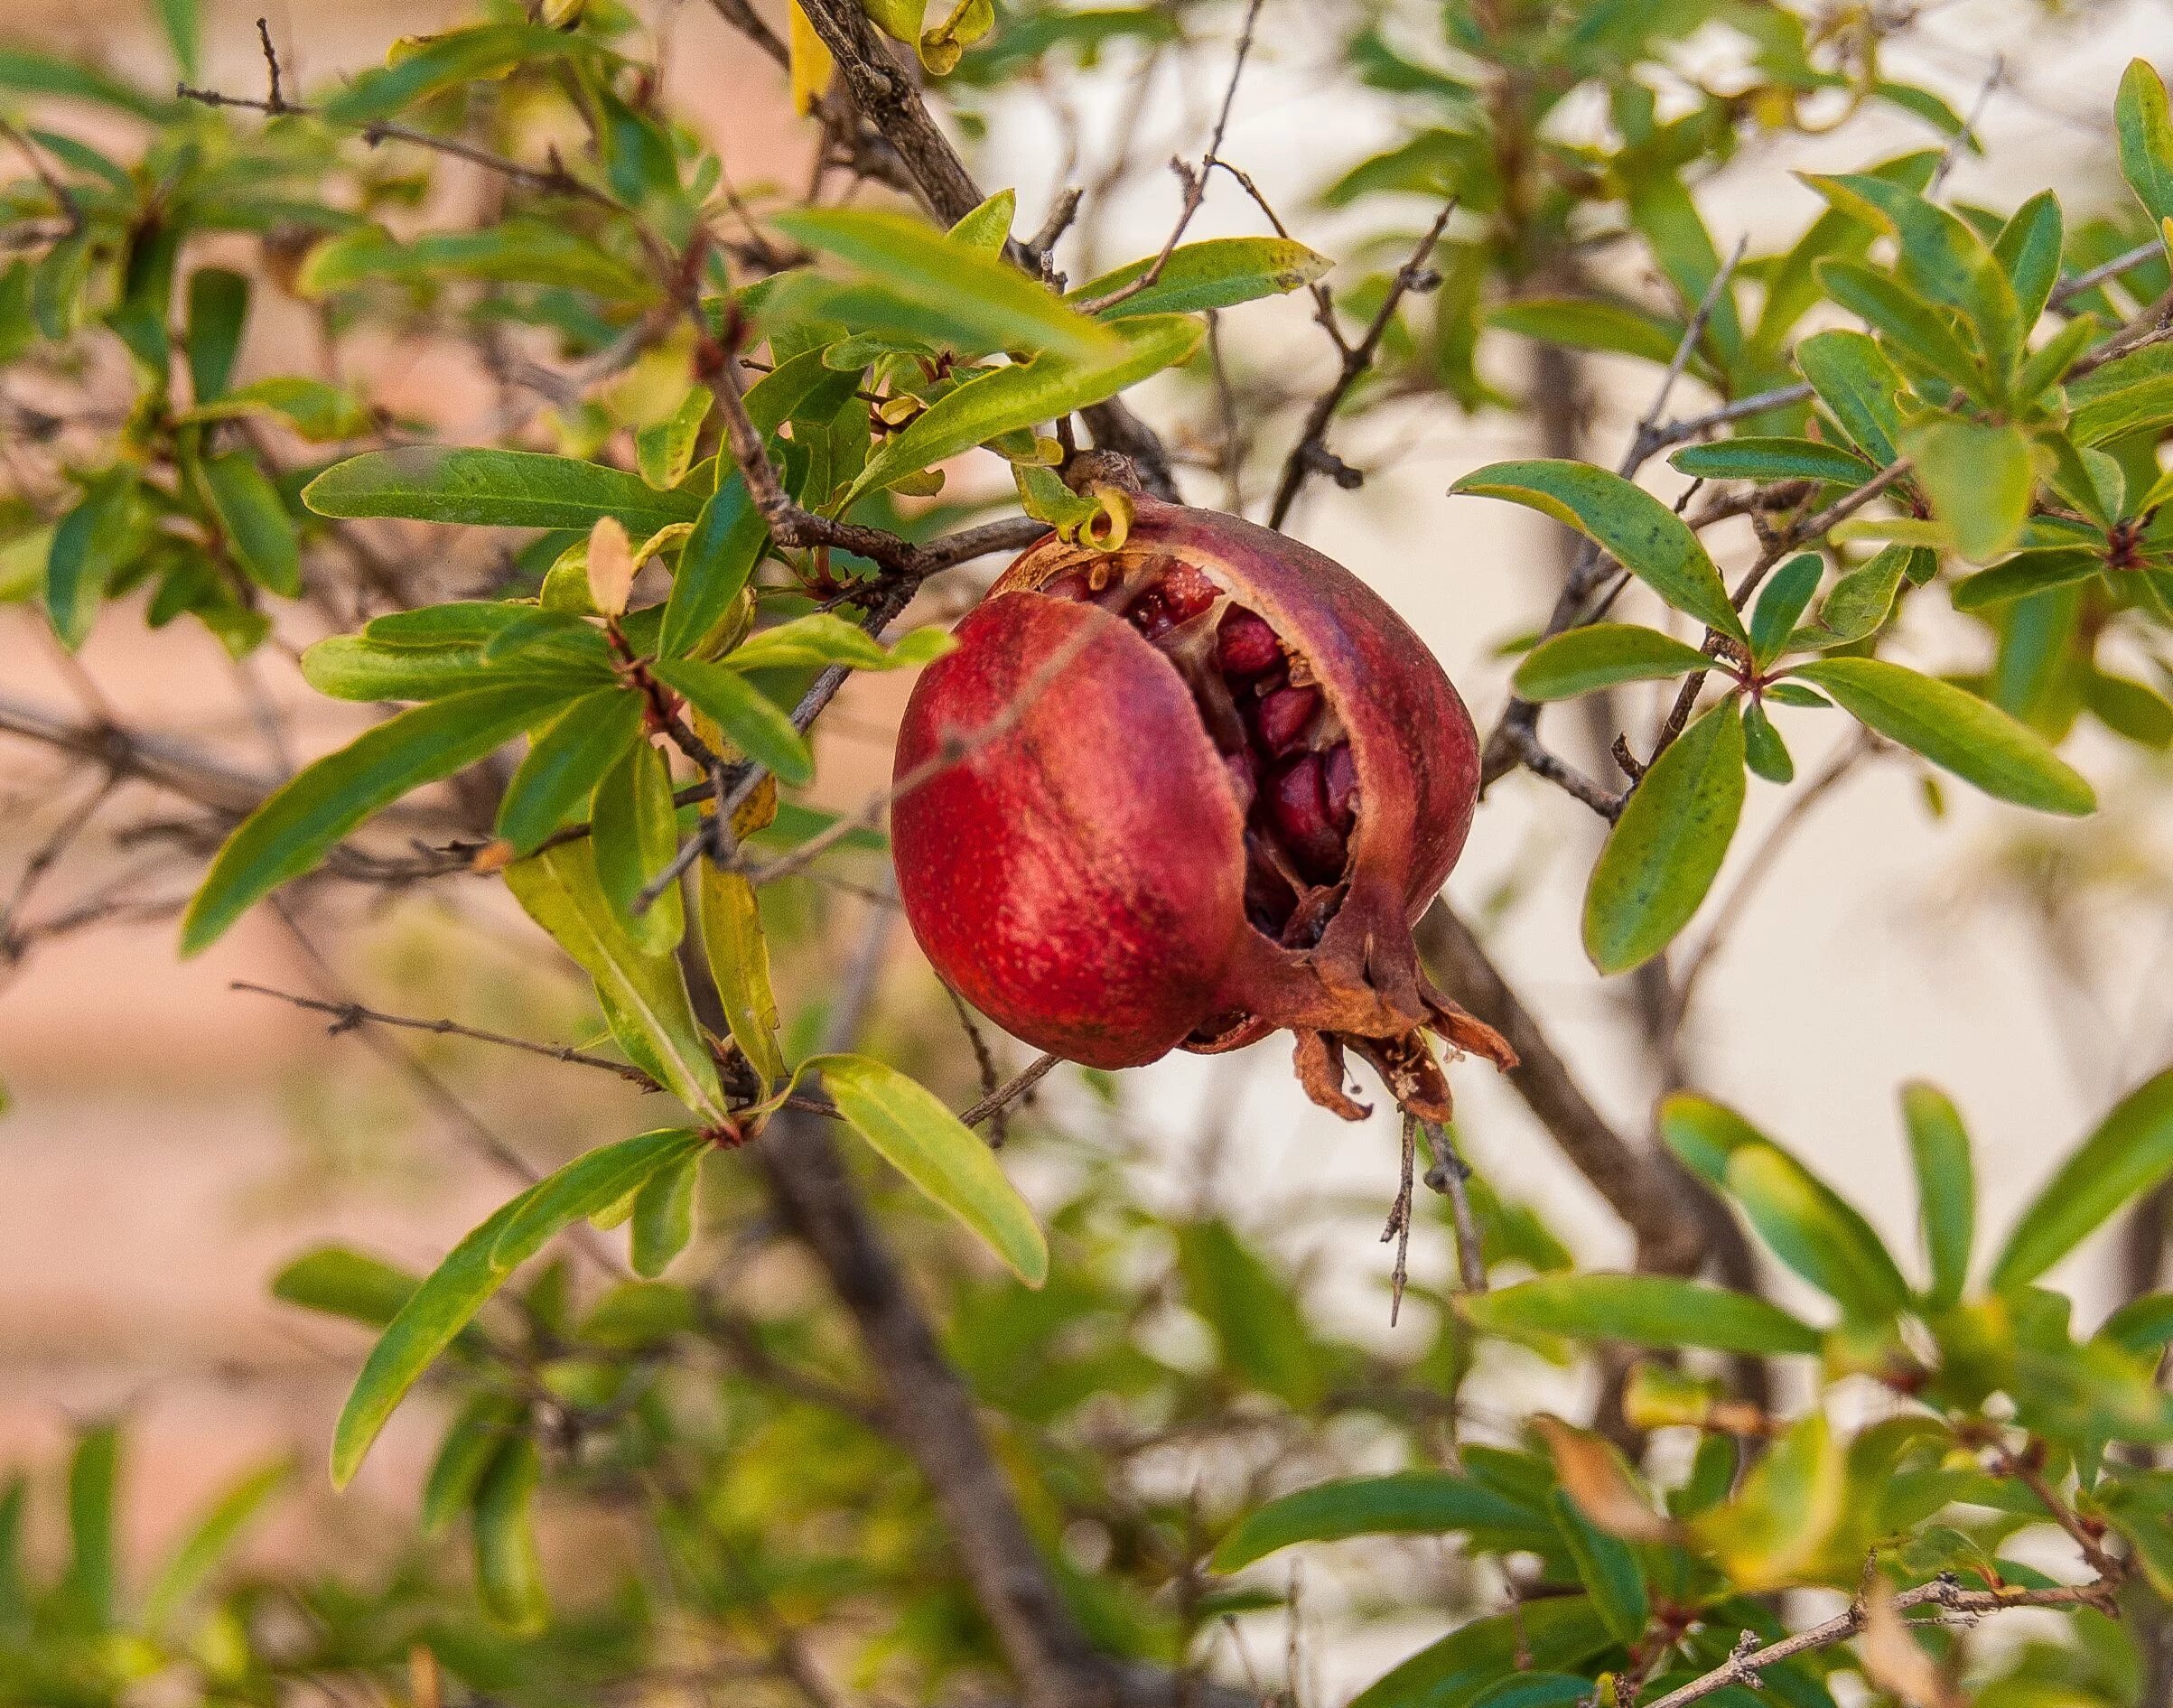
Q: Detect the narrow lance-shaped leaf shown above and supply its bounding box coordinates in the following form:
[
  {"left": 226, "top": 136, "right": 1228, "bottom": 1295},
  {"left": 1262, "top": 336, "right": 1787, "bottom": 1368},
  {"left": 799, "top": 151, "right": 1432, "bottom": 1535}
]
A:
[
  {"left": 1670, "top": 439, "right": 1872, "bottom": 485},
  {"left": 652, "top": 658, "right": 815, "bottom": 786},
  {"left": 845, "top": 314, "right": 1204, "bottom": 505},
  {"left": 1789, "top": 657, "right": 2095, "bottom": 815},
  {"left": 1212, "top": 1473, "right": 1543, "bottom": 1572},
  {"left": 630, "top": 1151, "right": 702, "bottom": 1278},
  {"left": 1511, "top": 624, "right": 1714, "bottom": 702},
  {"left": 44, "top": 466, "right": 137, "bottom": 649},
  {"left": 1462, "top": 1272, "right": 1821, "bottom": 1356},
  {"left": 1581, "top": 700, "right": 1747, "bottom": 975},
  {"left": 144, "top": 1460, "right": 289, "bottom": 1630},
  {"left": 592, "top": 739, "right": 685, "bottom": 955},
  {"left": 305, "top": 447, "right": 703, "bottom": 535},
  {"left": 772, "top": 206, "right": 1117, "bottom": 359},
  {"left": 331, "top": 1129, "right": 705, "bottom": 1486},
  {"left": 1725, "top": 1142, "right": 1912, "bottom": 1321},
  {"left": 1902, "top": 1081, "right": 1974, "bottom": 1307},
  {"left": 496, "top": 689, "right": 646, "bottom": 855},
  {"left": 503, "top": 843, "right": 723, "bottom": 1115},
  {"left": 2115, "top": 60, "right": 2173, "bottom": 230},
  {"left": 661, "top": 473, "right": 764, "bottom": 658},
  {"left": 1749, "top": 553, "right": 1823, "bottom": 667},
  {"left": 1068, "top": 237, "right": 1332, "bottom": 320},
  {"left": 1795, "top": 328, "right": 1905, "bottom": 463},
  {"left": 183, "top": 684, "right": 572, "bottom": 956},
  {"left": 695, "top": 863, "right": 787, "bottom": 1084},
  {"left": 803, "top": 1052, "right": 1048, "bottom": 1286},
  {"left": 947, "top": 187, "right": 1016, "bottom": 256},
  {"left": 1451, "top": 460, "right": 1747, "bottom": 642},
  {"left": 1991, "top": 1065, "right": 2173, "bottom": 1291},
  {"left": 471, "top": 1437, "right": 547, "bottom": 1634}
]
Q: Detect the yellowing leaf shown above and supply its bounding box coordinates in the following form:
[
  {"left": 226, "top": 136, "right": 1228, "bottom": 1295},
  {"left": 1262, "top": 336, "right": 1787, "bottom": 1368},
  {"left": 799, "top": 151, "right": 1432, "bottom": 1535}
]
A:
[
  {"left": 1532, "top": 1416, "right": 1673, "bottom": 1543},
  {"left": 788, "top": 2, "right": 833, "bottom": 115},
  {"left": 585, "top": 516, "right": 635, "bottom": 618}
]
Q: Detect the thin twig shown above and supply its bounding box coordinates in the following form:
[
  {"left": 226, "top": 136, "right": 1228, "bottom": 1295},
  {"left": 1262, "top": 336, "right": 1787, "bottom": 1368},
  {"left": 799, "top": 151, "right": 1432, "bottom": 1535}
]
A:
[
  {"left": 1267, "top": 197, "right": 1458, "bottom": 528},
  {"left": 231, "top": 981, "right": 660, "bottom": 1087},
  {"left": 959, "top": 1052, "right": 1061, "bottom": 1130},
  {"left": 1070, "top": 0, "right": 1265, "bottom": 316},
  {"left": 1639, "top": 1574, "right": 2118, "bottom": 1708},
  {"left": 1418, "top": 1122, "right": 1487, "bottom": 1293}
]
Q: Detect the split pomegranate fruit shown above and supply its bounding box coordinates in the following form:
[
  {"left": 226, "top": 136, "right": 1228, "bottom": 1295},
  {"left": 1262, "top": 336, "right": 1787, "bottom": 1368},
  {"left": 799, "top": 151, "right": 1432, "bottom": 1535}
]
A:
[{"left": 891, "top": 498, "right": 1513, "bottom": 1122}]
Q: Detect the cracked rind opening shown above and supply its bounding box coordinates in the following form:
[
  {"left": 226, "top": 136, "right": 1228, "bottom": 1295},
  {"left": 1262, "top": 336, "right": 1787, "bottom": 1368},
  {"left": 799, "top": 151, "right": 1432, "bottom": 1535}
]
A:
[{"left": 993, "top": 503, "right": 1514, "bottom": 1120}]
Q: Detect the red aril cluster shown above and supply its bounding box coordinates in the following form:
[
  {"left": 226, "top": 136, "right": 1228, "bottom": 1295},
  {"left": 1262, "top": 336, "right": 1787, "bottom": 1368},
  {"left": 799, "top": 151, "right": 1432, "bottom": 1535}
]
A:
[{"left": 891, "top": 499, "right": 1513, "bottom": 1122}]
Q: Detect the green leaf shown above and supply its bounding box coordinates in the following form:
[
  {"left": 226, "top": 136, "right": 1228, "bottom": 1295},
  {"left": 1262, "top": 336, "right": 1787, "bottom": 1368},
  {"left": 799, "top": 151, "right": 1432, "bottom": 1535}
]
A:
[
  {"left": 1991, "top": 1064, "right": 2173, "bottom": 1292},
  {"left": 1952, "top": 546, "right": 2103, "bottom": 611},
  {"left": 2070, "top": 373, "right": 2173, "bottom": 446},
  {"left": 1463, "top": 1272, "right": 1820, "bottom": 1356},
  {"left": 45, "top": 466, "right": 137, "bottom": 649},
  {"left": 947, "top": 187, "right": 1016, "bottom": 255},
  {"left": 61, "top": 1424, "right": 118, "bottom": 1630},
  {"left": 2085, "top": 669, "right": 2173, "bottom": 750},
  {"left": 305, "top": 448, "right": 703, "bottom": 535},
  {"left": 495, "top": 689, "right": 645, "bottom": 854},
  {"left": 591, "top": 738, "right": 685, "bottom": 954},
  {"left": 1469, "top": 1679, "right": 1596, "bottom": 1708},
  {"left": 144, "top": 1460, "right": 287, "bottom": 1630},
  {"left": 299, "top": 220, "right": 654, "bottom": 302},
  {"left": 844, "top": 314, "right": 1203, "bottom": 504},
  {"left": 807, "top": 1053, "right": 1047, "bottom": 1285},
  {"left": 1725, "top": 1143, "right": 1911, "bottom": 1321},
  {"left": 492, "top": 1127, "right": 708, "bottom": 1270},
  {"left": 1549, "top": 1489, "right": 1646, "bottom": 1643},
  {"left": 661, "top": 475, "right": 763, "bottom": 658},
  {"left": 1451, "top": 460, "right": 1746, "bottom": 642},
  {"left": 422, "top": 1396, "right": 524, "bottom": 1535},
  {"left": 0, "top": 47, "right": 173, "bottom": 117},
  {"left": 630, "top": 1150, "right": 701, "bottom": 1277},
  {"left": 2102, "top": 1293, "right": 2173, "bottom": 1357},
  {"left": 300, "top": 634, "right": 610, "bottom": 703},
  {"left": 1068, "top": 237, "right": 1332, "bottom": 319},
  {"left": 1992, "top": 191, "right": 2065, "bottom": 327},
  {"left": 184, "top": 684, "right": 569, "bottom": 955},
  {"left": 1741, "top": 700, "right": 1793, "bottom": 784},
  {"left": 634, "top": 388, "right": 711, "bottom": 490},
  {"left": 773, "top": 206, "right": 1116, "bottom": 359},
  {"left": 652, "top": 658, "right": 814, "bottom": 786},
  {"left": 726, "top": 611, "right": 951, "bottom": 674},
  {"left": 471, "top": 1437, "right": 547, "bottom": 1633},
  {"left": 1902, "top": 1082, "right": 1974, "bottom": 1308},
  {"left": 1901, "top": 417, "right": 2033, "bottom": 561},
  {"left": 1795, "top": 329, "right": 1905, "bottom": 463},
  {"left": 2014, "top": 314, "right": 2103, "bottom": 403},
  {"left": 1581, "top": 701, "right": 1746, "bottom": 975},
  {"left": 1693, "top": 1412, "right": 1843, "bottom": 1591},
  {"left": 320, "top": 22, "right": 602, "bottom": 125},
  {"left": 329, "top": 1197, "right": 524, "bottom": 1486},
  {"left": 201, "top": 452, "right": 301, "bottom": 596},
  {"left": 184, "top": 267, "right": 247, "bottom": 403},
  {"left": 1802, "top": 543, "right": 1916, "bottom": 646},
  {"left": 1348, "top": 1601, "right": 1611, "bottom": 1708},
  {"left": 1174, "top": 1217, "right": 1325, "bottom": 1409},
  {"left": 503, "top": 841, "right": 723, "bottom": 1116},
  {"left": 1511, "top": 623, "right": 1714, "bottom": 701},
  {"left": 1670, "top": 439, "right": 1871, "bottom": 485},
  {"left": 1212, "top": 1473, "right": 1543, "bottom": 1572},
  {"left": 1488, "top": 295, "right": 1686, "bottom": 367},
  {"left": 1816, "top": 260, "right": 1985, "bottom": 397},
  {"left": 2116, "top": 60, "right": 2173, "bottom": 229},
  {"left": 181, "top": 375, "right": 375, "bottom": 442},
  {"left": 695, "top": 864, "right": 786, "bottom": 1084},
  {"left": 1749, "top": 553, "right": 1823, "bottom": 667},
  {"left": 271, "top": 1246, "right": 426, "bottom": 1329},
  {"left": 1790, "top": 657, "right": 2095, "bottom": 815}
]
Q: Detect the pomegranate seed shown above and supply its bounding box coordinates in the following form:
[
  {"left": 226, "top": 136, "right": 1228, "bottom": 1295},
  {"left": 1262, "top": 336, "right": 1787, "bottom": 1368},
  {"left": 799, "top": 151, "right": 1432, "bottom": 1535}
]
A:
[
  {"left": 1217, "top": 606, "right": 1282, "bottom": 678},
  {"left": 1269, "top": 754, "right": 1348, "bottom": 882},
  {"left": 1222, "top": 749, "right": 1259, "bottom": 811},
  {"left": 1250, "top": 685, "right": 1319, "bottom": 757},
  {"left": 1323, "top": 742, "right": 1357, "bottom": 833},
  {"left": 1129, "top": 563, "right": 1219, "bottom": 640},
  {"left": 1040, "top": 571, "right": 1095, "bottom": 602}
]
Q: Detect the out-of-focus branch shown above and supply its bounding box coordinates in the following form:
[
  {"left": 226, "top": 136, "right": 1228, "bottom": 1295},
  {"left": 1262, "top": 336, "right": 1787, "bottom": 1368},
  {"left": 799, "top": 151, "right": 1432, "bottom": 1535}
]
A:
[{"left": 1415, "top": 901, "right": 1702, "bottom": 1274}]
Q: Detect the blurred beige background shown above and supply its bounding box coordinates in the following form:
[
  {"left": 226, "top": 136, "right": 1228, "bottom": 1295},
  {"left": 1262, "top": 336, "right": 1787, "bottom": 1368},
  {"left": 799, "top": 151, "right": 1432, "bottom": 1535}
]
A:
[{"left": 2, "top": 0, "right": 2170, "bottom": 1657}]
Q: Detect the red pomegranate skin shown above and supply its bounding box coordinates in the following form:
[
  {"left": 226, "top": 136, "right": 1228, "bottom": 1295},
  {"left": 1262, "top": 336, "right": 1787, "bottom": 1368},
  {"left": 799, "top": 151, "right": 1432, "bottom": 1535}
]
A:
[{"left": 891, "top": 499, "right": 1511, "bottom": 1115}]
